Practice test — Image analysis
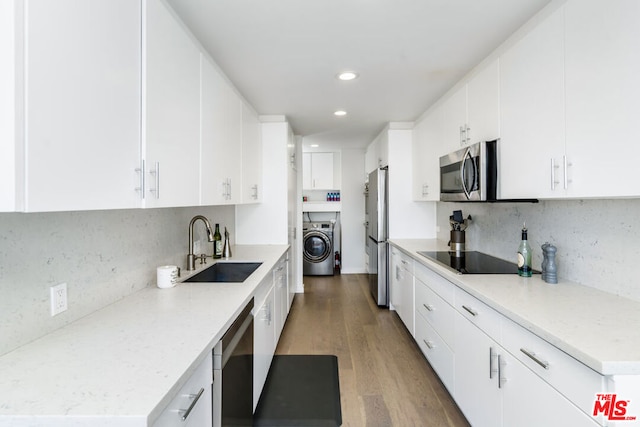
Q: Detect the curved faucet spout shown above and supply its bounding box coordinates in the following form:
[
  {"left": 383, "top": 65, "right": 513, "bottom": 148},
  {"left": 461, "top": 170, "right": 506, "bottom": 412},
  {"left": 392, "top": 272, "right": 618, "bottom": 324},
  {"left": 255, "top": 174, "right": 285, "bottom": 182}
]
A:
[{"left": 187, "top": 215, "right": 214, "bottom": 271}]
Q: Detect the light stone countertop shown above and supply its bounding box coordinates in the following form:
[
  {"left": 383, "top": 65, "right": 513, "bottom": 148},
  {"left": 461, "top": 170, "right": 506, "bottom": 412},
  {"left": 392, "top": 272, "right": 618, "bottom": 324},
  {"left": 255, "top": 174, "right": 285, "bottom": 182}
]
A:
[
  {"left": 390, "top": 239, "right": 640, "bottom": 376},
  {"left": 0, "top": 244, "right": 289, "bottom": 427}
]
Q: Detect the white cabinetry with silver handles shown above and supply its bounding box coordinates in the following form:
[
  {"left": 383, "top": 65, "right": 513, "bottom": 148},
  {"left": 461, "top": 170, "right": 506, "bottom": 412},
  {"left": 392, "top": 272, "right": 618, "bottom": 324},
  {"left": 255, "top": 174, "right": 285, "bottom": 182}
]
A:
[
  {"left": 5, "top": 0, "right": 141, "bottom": 212},
  {"left": 454, "top": 287, "right": 601, "bottom": 427},
  {"left": 389, "top": 247, "right": 415, "bottom": 336},
  {"left": 253, "top": 252, "right": 290, "bottom": 410},
  {"left": 253, "top": 275, "right": 276, "bottom": 410},
  {"left": 143, "top": 0, "right": 201, "bottom": 208},
  {"left": 152, "top": 352, "right": 212, "bottom": 427}
]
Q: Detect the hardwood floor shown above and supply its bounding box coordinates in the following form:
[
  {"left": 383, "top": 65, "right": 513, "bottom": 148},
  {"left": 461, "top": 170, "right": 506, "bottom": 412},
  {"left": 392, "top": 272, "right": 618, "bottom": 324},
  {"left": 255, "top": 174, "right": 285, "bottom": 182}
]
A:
[{"left": 275, "top": 273, "right": 470, "bottom": 427}]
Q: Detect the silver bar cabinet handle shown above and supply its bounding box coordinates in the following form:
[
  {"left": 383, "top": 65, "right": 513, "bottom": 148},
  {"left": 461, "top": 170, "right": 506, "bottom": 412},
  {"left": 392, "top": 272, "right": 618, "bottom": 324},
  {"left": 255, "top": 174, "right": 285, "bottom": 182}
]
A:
[
  {"left": 423, "top": 339, "right": 435, "bottom": 350},
  {"left": 149, "top": 162, "right": 160, "bottom": 199},
  {"left": 489, "top": 347, "right": 498, "bottom": 379},
  {"left": 462, "top": 305, "right": 478, "bottom": 317},
  {"left": 179, "top": 387, "right": 204, "bottom": 421},
  {"left": 423, "top": 303, "right": 434, "bottom": 312},
  {"left": 135, "top": 159, "right": 145, "bottom": 199},
  {"left": 520, "top": 348, "right": 550, "bottom": 370},
  {"left": 498, "top": 355, "right": 507, "bottom": 388},
  {"left": 550, "top": 158, "right": 559, "bottom": 190}
]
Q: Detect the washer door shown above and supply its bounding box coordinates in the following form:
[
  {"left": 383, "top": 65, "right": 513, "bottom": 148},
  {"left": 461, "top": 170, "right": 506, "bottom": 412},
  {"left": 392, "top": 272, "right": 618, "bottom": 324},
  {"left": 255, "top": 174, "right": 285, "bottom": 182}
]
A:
[{"left": 303, "top": 231, "right": 332, "bottom": 263}]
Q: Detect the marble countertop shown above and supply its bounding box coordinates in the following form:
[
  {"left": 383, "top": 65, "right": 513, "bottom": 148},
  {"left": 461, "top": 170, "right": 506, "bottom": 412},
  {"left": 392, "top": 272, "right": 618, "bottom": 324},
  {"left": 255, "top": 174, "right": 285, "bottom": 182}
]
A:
[
  {"left": 390, "top": 239, "right": 640, "bottom": 376},
  {"left": 0, "top": 244, "right": 289, "bottom": 426}
]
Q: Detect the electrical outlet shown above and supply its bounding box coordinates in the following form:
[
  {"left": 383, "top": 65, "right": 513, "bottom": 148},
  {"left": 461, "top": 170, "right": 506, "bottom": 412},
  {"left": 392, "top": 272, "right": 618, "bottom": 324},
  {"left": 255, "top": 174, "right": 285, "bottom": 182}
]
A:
[{"left": 50, "top": 283, "right": 68, "bottom": 316}]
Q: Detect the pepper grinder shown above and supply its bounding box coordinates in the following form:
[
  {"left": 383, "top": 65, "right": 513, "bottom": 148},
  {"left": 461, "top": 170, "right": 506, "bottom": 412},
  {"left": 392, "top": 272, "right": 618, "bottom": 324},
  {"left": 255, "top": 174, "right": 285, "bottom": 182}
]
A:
[
  {"left": 544, "top": 244, "right": 558, "bottom": 284},
  {"left": 541, "top": 242, "right": 550, "bottom": 282}
]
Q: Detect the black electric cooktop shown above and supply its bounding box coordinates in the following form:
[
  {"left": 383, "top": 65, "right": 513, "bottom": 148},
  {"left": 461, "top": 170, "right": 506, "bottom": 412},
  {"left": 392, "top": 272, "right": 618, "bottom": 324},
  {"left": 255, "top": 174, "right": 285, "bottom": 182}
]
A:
[{"left": 418, "top": 251, "right": 535, "bottom": 275}]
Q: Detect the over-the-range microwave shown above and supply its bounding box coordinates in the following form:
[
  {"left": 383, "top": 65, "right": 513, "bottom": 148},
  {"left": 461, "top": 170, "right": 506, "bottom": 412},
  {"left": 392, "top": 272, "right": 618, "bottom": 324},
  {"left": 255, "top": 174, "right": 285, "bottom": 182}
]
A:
[{"left": 440, "top": 140, "right": 498, "bottom": 202}]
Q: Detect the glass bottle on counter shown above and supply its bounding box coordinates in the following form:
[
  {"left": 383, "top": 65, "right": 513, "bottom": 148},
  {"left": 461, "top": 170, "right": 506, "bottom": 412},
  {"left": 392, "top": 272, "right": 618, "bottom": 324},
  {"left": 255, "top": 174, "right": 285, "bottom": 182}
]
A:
[
  {"left": 213, "top": 223, "right": 222, "bottom": 259},
  {"left": 517, "top": 223, "right": 532, "bottom": 277}
]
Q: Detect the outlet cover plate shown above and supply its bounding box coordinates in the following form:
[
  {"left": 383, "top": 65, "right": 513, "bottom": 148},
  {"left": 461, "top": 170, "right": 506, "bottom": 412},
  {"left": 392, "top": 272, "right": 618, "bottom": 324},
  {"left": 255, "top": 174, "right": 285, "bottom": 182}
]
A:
[{"left": 50, "top": 283, "right": 68, "bottom": 316}]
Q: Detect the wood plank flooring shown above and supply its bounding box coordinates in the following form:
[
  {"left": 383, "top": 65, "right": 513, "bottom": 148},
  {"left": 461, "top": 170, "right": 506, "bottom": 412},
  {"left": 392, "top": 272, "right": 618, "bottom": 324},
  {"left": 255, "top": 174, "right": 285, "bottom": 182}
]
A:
[{"left": 275, "top": 273, "right": 470, "bottom": 427}]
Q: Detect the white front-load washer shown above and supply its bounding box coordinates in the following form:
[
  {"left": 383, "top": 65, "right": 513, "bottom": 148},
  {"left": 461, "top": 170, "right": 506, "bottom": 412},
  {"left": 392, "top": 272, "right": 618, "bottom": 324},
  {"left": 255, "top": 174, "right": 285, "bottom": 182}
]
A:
[{"left": 303, "top": 222, "right": 334, "bottom": 276}]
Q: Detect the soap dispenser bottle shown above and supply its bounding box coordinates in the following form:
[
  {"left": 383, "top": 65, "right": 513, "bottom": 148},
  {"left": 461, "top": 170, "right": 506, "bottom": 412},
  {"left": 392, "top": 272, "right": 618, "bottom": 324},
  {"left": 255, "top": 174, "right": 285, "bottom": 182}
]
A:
[{"left": 517, "top": 223, "right": 532, "bottom": 277}]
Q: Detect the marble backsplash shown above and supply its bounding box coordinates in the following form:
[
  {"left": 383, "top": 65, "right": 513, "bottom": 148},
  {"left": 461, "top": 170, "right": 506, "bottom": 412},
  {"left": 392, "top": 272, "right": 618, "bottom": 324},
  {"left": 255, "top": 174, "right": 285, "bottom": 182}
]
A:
[
  {"left": 0, "top": 205, "right": 234, "bottom": 356},
  {"left": 437, "top": 199, "right": 640, "bottom": 302}
]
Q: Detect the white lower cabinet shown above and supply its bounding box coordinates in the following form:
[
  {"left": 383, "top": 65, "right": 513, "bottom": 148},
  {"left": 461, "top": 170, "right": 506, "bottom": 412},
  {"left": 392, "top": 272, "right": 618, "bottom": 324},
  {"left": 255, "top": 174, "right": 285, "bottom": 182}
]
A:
[
  {"left": 406, "top": 257, "right": 606, "bottom": 427},
  {"left": 454, "top": 310, "right": 503, "bottom": 426},
  {"left": 273, "top": 257, "right": 289, "bottom": 339},
  {"left": 390, "top": 248, "right": 415, "bottom": 336},
  {"left": 253, "top": 253, "right": 290, "bottom": 410},
  {"left": 253, "top": 277, "right": 276, "bottom": 410},
  {"left": 153, "top": 353, "right": 212, "bottom": 427}
]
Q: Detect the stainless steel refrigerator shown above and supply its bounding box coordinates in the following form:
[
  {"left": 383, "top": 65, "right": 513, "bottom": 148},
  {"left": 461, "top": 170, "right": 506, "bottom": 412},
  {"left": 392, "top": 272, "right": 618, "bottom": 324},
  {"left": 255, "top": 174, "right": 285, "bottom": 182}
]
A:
[{"left": 366, "top": 167, "right": 388, "bottom": 306}]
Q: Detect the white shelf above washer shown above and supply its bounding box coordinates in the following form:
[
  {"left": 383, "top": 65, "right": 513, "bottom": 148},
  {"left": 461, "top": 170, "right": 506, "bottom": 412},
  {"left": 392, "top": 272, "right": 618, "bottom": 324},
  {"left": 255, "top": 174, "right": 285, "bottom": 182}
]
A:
[{"left": 302, "top": 201, "right": 341, "bottom": 212}]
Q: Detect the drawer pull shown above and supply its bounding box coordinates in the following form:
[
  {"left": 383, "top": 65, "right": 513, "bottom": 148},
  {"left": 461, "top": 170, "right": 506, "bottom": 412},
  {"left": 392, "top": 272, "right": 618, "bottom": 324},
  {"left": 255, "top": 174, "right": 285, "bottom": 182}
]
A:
[
  {"left": 520, "top": 348, "right": 549, "bottom": 370},
  {"left": 498, "top": 355, "right": 507, "bottom": 388},
  {"left": 462, "top": 305, "right": 478, "bottom": 316},
  {"left": 489, "top": 347, "right": 498, "bottom": 379},
  {"left": 423, "top": 339, "right": 435, "bottom": 350},
  {"left": 423, "top": 303, "right": 434, "bottom": 312},
  {"left": 179, "top": 387, "right": 205, "bottom": 421}
]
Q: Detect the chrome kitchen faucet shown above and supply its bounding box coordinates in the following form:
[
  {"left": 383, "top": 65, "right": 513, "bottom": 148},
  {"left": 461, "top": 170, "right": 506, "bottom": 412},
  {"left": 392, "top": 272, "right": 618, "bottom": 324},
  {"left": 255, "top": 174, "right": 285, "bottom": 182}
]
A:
[{"left": 187, "top": 215, "right": 214, "bottom": 271}]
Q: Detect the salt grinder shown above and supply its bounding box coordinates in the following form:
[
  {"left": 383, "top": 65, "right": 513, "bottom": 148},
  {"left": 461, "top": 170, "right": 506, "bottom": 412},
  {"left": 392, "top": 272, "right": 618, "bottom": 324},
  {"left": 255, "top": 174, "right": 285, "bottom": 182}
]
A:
[{"left": 541, "top": 243, "right": 558, "bottom": 284}]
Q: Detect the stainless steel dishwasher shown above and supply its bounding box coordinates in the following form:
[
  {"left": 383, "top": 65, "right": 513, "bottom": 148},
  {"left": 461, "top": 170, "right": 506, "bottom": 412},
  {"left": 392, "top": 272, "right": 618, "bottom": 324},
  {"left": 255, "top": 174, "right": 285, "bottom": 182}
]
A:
[{"left": 213, "top": 298, "right": 254, "bottom": 427}]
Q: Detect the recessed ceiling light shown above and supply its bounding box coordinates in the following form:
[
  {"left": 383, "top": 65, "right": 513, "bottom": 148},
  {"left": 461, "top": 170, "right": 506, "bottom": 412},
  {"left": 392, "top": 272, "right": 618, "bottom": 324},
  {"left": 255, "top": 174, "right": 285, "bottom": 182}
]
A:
[
  {"left": 334, "top": 110, "right": 347, "bottom": 117},
  {"left": 337, "top": 71, "right": 358, "bottom": 81},
  {"left": 310, "top": 144, "right": 319, "bottom": 148}
]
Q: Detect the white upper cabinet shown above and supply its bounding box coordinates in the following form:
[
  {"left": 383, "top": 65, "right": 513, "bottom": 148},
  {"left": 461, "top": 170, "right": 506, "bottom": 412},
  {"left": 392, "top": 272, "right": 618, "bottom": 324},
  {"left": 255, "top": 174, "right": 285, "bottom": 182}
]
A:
[
  {"left": 0, "top": 0, "right": 20, "bottom": 212},
  {"left": 441, "top": 85, "right": 468, "bottom": 153},
  {"left": 441, "top": 58, "right": 500, "bottom": 154},
  {"left": 499, "top": 6, "right": 565, "bottom": 200},
  {"left": 21, "top": 0, "right": 141, "bottom": 212},
  {"left": 466, "top": 58, "right": 500, "bottom": 146},
  {"left": 412, "top": 106, "right": 444, "bottom": 201},
  {"left": 564, "top": 0, "right": 640, "bottom": 198},
  {"left": 500, "top": 0, "right": 640, "bottom": 199},
  {"left": 302, "top": 152, "right": 335, "bottom": 190},
  {"left": 241, "top": 102, "right": 262, "bottom": 203},
  {"left": 200, "top": 55, "right": 242, "bottom": 205},
  {"left": 143, "top": 0, "right": 200, "bottom": 208}
]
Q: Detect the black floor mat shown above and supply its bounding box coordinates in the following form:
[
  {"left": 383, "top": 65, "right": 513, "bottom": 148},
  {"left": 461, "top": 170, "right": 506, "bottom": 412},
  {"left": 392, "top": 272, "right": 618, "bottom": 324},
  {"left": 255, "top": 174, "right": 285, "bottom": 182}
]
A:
[{"left": 254, "top": 355, "right": 342, "bottom": 426}]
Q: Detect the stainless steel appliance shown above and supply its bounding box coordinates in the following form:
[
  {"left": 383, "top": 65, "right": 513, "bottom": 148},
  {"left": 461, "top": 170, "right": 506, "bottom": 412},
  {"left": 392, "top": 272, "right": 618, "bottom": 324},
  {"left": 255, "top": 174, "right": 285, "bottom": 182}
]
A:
[
  {"left": 366, "top": 167, "right": 388, "bottom": 306},
  {"left": 303, "top": 221, "right": 335, "bottom": 276},
  {"left": 440, "top": 140, "right": 498, "bottom": 202},
  {"left": 418, "top": 251, "right": 539, "bottom": 275},
  {"left": 213, "top": 299, "right": 254, "bottom": 427}
]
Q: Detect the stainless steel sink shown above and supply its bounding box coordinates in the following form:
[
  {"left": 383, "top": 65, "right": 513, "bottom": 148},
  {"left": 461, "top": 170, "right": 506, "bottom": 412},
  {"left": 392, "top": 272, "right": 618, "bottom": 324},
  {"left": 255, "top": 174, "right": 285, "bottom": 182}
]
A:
[{"left": 183, "top": 262, "right": 262, "bottom": 283}]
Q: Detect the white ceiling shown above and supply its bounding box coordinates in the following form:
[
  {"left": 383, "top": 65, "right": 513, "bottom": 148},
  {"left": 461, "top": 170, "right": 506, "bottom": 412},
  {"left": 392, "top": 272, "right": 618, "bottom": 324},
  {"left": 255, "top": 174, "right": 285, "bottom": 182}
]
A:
[{"left": 166, "top": 0, "right": 552, "bottom": 149}]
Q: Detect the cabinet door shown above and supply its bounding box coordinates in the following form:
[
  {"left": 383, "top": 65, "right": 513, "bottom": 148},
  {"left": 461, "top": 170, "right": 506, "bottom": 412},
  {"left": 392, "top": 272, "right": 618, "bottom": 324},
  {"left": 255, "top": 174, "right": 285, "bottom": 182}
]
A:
[
  {"left": 502, "top": 352, "right": 600, "bottom": 427},
  {"left": 312, "top": 152, "right": 334, "bottom": 189},
  {"left": 454, "top": 312, "right": 503, "bottom": 427},
  {"left": 201, "top": 55, "right": 241, "bottom": 205},
  {"left": 441, "top": 85, "right": 467, "bottom": 152},
  {"left": 412, "top": 107, "right": 443, "bottom": 201},
  {"left": 273, "top": 259, "right": 288, "bottom": 340},
  {"left": 24, "top": 0, "right": 141, "bottom": 212},
  {"left": 564, "top": 0, "right": 640, "bottom": 198},
  {"left": 389, "top": 249, "right": 402, "bottom": 312},
  {"left": 241, "top": 102, "right": 262, "bottom": 203},
  {"left": 399, "top": 263, "right": 414, "bottom": 336},
  {"left": 302, "top": 152, "right": 312, "bottom": 189},
  {"left": 467, "top": 58, "right": 500, "bottom": 145},
  {"left": 499, "top": 6, "right": 565, "bottom": 200},
  {"left": 144, "top": 0, "right": 200, "bottom": 208},
  {"left": 253, "top": 285, "right": 275, "bottom": 410}
]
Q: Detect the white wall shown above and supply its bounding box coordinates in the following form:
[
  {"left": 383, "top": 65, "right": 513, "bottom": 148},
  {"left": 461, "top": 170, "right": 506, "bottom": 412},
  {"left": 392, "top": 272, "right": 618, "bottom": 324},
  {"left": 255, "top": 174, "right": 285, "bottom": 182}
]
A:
[
  {"left": 437, "top": 199, "right": 640, "bottom": 302},
  {"left": 0, "top": 205, "right": 235, "bottom": 356}
]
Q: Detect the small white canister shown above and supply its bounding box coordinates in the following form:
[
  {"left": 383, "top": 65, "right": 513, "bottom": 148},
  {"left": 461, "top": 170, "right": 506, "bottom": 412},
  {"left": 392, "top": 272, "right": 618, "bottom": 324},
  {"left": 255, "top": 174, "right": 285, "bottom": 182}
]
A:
[{"left": 157, "top": 265, "right": 180, "bottom": 288}]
